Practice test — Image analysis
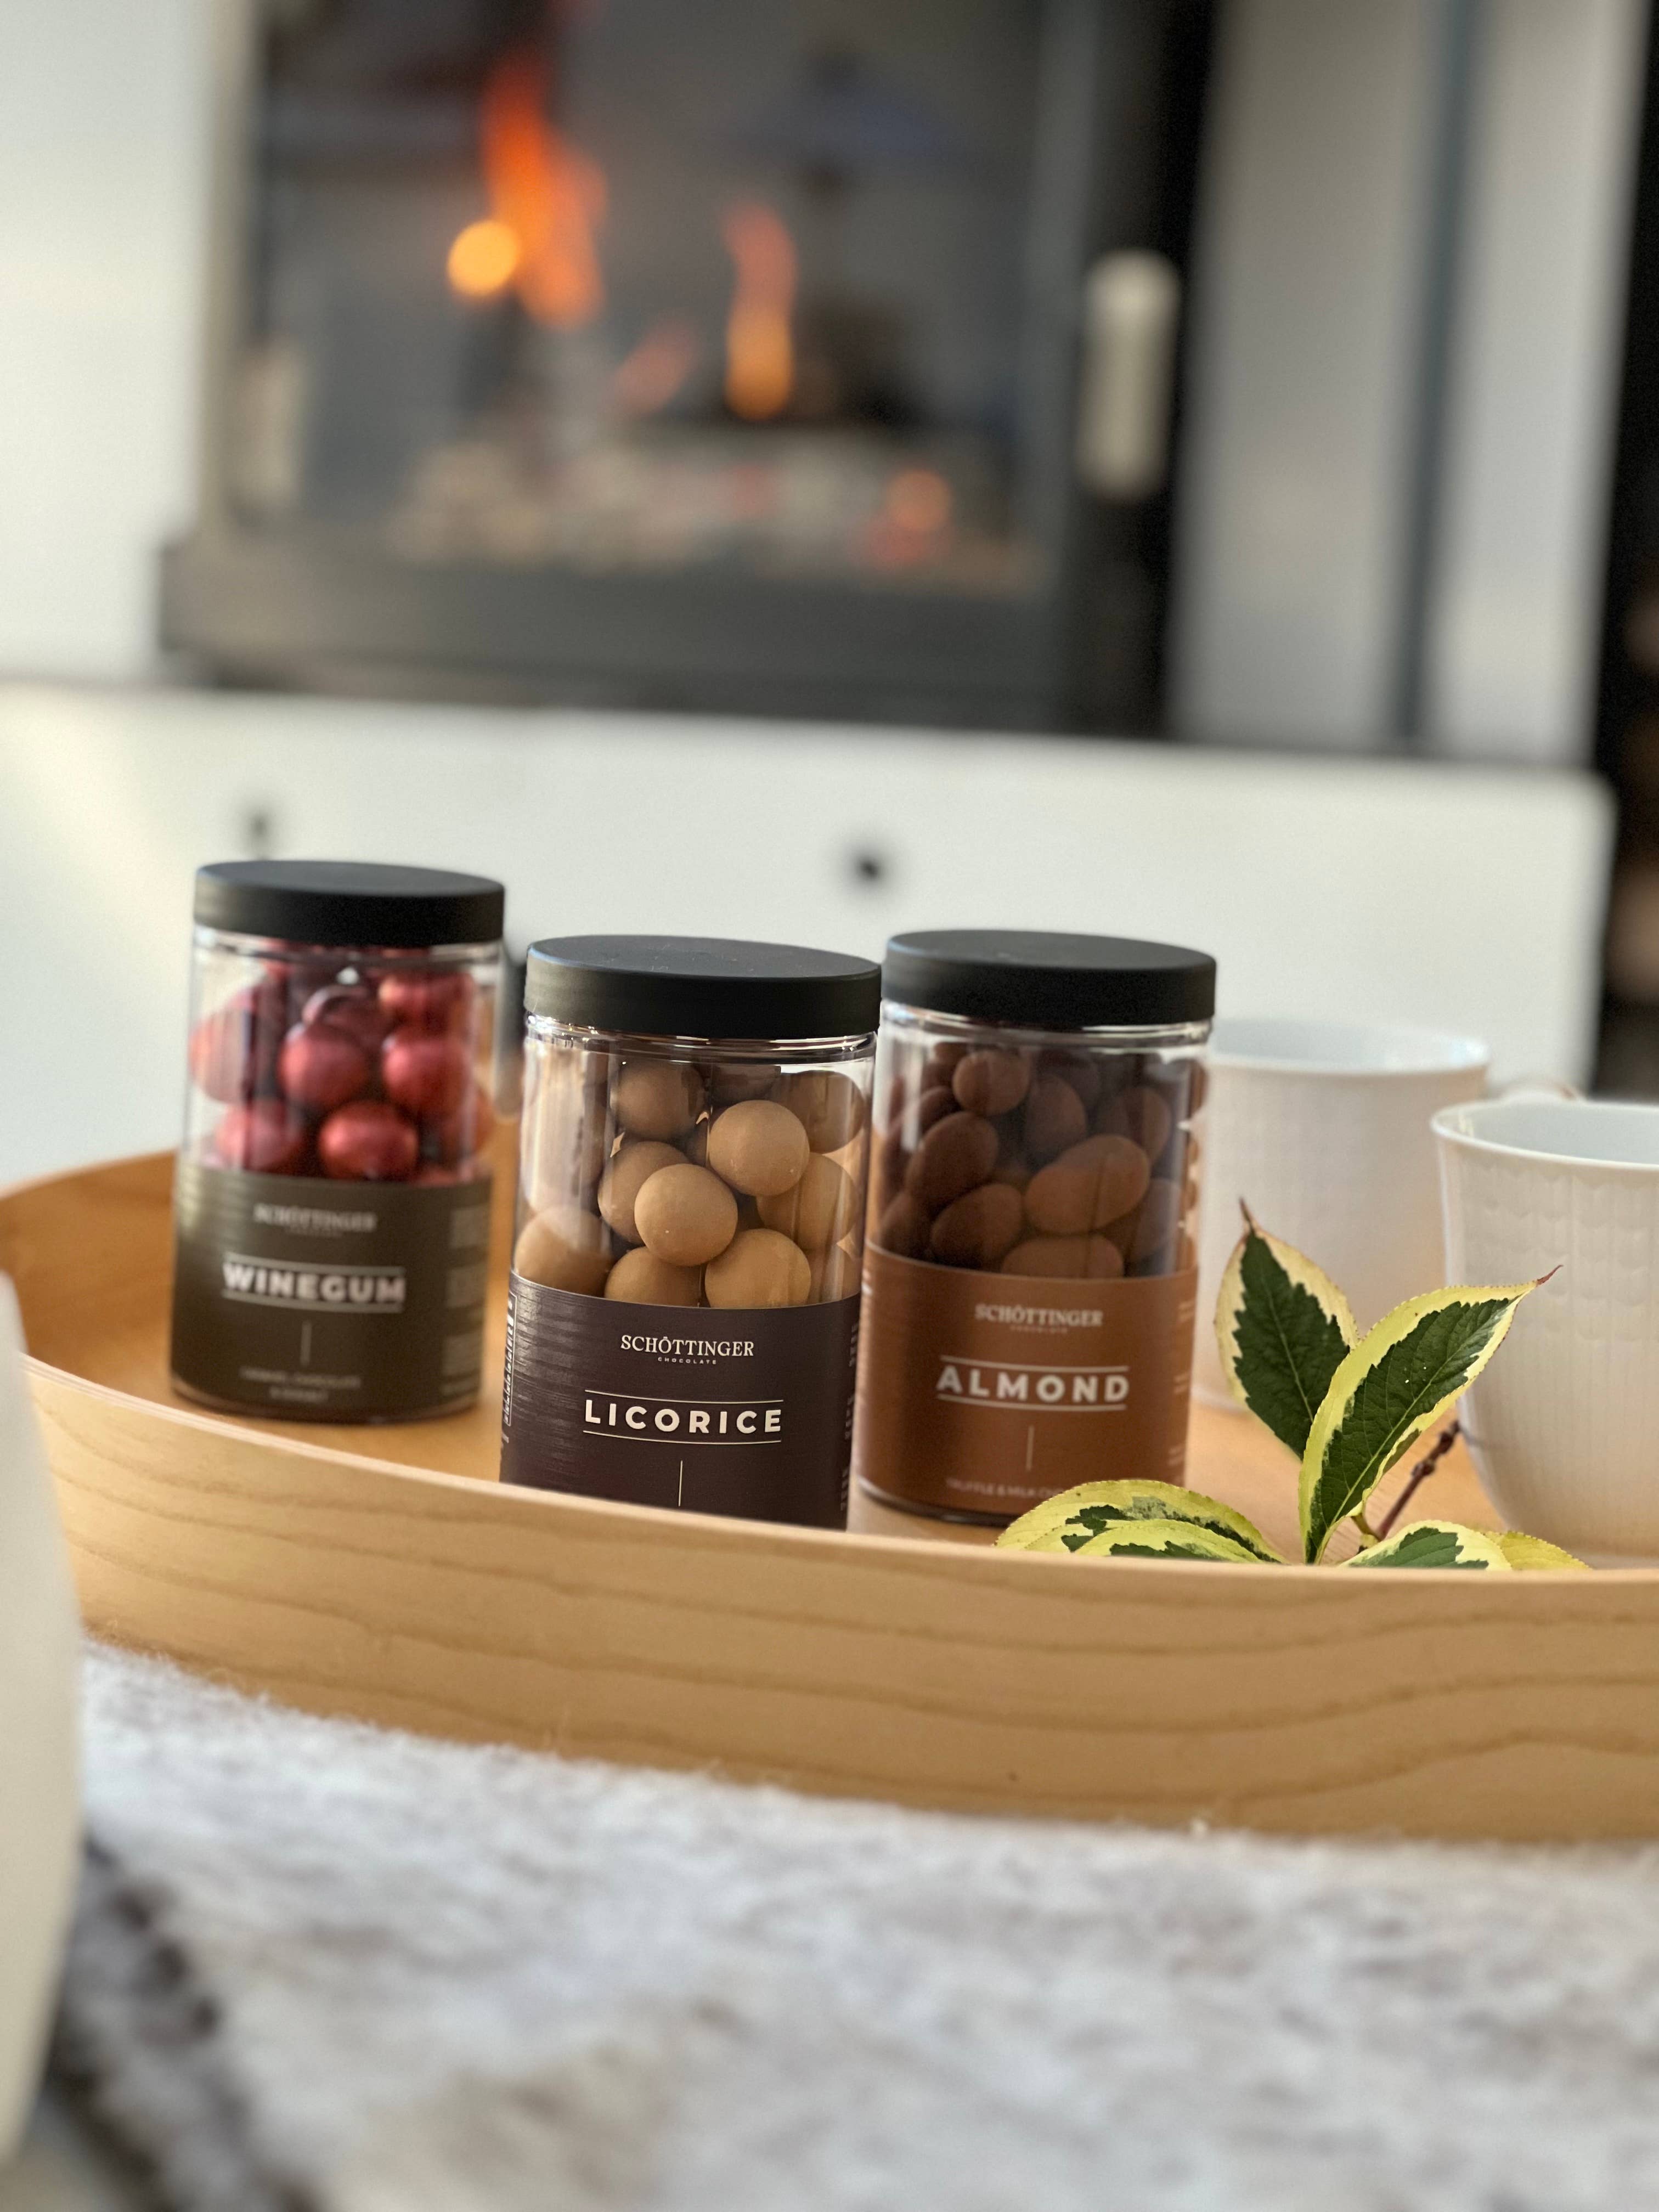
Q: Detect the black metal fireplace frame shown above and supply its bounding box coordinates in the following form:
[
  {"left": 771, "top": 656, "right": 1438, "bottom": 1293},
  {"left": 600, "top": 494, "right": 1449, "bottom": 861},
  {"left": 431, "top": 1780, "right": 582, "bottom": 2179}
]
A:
[{"left": 161, "top": 0, "right": 1204, "bottom": 731}]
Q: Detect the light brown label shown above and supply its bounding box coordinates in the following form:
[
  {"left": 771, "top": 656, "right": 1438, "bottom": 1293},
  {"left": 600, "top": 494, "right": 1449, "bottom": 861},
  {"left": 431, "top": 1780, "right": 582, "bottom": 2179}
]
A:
[{"left": 851, "top": 1246, "right": 1195, "bottom": 1520}]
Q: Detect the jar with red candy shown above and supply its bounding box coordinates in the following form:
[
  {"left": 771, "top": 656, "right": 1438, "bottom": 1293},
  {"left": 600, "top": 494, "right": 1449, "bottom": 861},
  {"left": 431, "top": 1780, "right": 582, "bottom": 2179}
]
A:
[{"left": 170, "top": 861, "right": 505, "bottom": 1421}]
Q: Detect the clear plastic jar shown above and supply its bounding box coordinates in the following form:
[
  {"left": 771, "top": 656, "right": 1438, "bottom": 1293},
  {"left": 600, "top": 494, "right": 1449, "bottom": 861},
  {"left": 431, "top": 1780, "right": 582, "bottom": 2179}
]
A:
[
  {"left": 501, "top": 936, "right": 881, "bottom": 1526},
  {"left": 171, "top": 861, "right": 504, "bottom": 1421},
  {"left": 852, "top": 930, "right": 1215, "bottom": 1522}
]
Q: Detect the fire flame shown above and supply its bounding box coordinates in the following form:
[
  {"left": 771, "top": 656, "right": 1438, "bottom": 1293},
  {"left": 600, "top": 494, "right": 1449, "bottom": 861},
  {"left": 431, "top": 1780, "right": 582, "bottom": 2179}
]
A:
[
  {"left": 447, "top": 218, "right": 522, "bottom": 299},
  {"left": 449, "top": 50, "right": 607, "bottom": 327},
  {"left": 721, "top": 202, "right": 796, "bottom": 421},
  {"left": 611, "top": 319, "right": 701, "bottom": 416}
]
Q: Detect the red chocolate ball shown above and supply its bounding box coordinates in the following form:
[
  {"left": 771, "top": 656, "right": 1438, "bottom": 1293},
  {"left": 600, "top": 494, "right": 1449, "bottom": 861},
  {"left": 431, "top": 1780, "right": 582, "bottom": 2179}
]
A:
[
  {"left": 277, "top": 1022, "right": 371, "bottom": 1117},
  {"left": 212, "top": 1099, "right": 311, "bottom": 1175},
  {"left": 423, "top": 1082, "right": 495, "bottom": 1166},
  {"left": 317, "top": 1101, "right": 419, "bottom": 1182},
  {"left": 188, "top": 984, "right": 285, "bottom": 1104},
  {"left": 381, "top": 1028, "right": 470, "bottom": 1119},
  {"left": 377, "top": 969, "right": 475, "bottom": 1034},
  {"left": 301, "top": 984, "right": 393, "bottom": 1056}
]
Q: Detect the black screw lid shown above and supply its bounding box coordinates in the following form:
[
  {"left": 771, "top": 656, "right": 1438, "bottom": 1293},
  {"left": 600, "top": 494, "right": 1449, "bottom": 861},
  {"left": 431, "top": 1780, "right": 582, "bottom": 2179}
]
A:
[
  {"left": 194, "top": 861, "right": 505, "bottom": 950},
  {"left": 882, "top": 929, "right": 1216, "bottom": 1029},
  {"left": 525, "top": 936, "right": 882, "bottom": 1040}
]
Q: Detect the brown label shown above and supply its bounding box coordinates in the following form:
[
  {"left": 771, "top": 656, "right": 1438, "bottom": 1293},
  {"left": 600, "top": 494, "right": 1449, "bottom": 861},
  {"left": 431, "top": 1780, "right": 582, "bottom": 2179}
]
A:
[
  {"left": 500, "top": 1276, "right": 857, "bottom": 1527},
  {"left": 851, "top": 1246, "right": 1196, "bottom": 1520},
  {"left": 170, "top": 1159, "right": 492, "bottom": 1420}
]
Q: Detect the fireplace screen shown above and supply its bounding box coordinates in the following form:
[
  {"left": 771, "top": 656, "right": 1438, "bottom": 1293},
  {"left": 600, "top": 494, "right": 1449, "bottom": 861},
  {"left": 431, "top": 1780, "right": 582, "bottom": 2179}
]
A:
[
  {"left": 240, "top": 0, "right": 1044, "bottom": 592},
  {"left": 167, "top": 1, "right": 1210, "bottom": 725}
]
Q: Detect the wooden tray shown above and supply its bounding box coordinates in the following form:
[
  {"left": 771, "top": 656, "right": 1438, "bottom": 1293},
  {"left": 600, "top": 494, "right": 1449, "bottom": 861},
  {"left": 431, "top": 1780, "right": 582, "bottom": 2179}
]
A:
[{"left": 7, "top": 1147, "right": 1659, "bottom": 1842}]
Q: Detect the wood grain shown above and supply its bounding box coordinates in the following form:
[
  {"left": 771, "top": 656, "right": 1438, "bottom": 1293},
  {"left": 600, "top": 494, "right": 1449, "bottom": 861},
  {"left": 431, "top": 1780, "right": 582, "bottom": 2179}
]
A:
[{"left": 8, "top": 1149, "right": 1659, "bottom": 1842}]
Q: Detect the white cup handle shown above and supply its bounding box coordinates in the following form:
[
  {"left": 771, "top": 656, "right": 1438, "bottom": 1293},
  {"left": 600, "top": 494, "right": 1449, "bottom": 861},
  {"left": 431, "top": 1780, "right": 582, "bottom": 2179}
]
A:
[{"left": 1492, "top": 1074, "right": 1581, "bottom": 1102}]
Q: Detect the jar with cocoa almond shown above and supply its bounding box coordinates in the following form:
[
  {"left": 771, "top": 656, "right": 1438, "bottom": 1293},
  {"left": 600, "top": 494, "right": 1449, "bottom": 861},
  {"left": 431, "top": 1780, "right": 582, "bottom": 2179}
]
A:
[
  {"left": 853, "top": 930, "right": 1215, "bottom": 1521},
  {"left": 501, "top": 936, "right": 881, "bottom": 1526},
  {"left": 171, "top": 861, "right": 504, "bottom": 1421}
]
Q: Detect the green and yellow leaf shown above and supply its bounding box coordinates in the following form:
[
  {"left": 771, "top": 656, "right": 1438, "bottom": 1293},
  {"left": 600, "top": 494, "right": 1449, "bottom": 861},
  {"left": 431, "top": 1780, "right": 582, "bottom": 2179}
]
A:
[
  {"left": 1215, "top": 1209, "right": 1356, "bottom": 1458},
  {"left": 1042, "top": 1516, "right": 1269, "bottom": 1565},
  {"left": 996, "top": 1478, "right": 1282, "bottom": 1562},
  {"left": 1299, "top": 1280, "right": 1538, "bottom": 1562},
  {"left": 1339, "top": 1519, "right": 1511, "bottom": 1570},
  {"left": 1494, "top": 1531, "right": 1590, "bottom": 1572}
]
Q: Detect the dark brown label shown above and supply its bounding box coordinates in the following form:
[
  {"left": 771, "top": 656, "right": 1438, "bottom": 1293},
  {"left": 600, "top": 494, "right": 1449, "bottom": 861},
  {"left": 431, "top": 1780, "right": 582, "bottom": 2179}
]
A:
[
  {"left": 852, "top": 1246, "right": 1196, "bottom": 1520},
  {"left": 170, "top": 1159, "right": 492, "bottom": 1420},
  {"left": 500, "top": 1276, "right": 857, "bottom": 1527}
]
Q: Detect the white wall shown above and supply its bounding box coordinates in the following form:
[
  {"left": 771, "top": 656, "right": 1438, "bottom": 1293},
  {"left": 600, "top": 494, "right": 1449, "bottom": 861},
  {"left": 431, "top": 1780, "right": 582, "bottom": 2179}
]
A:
[
  {"left": 1424, "top": 0, "right": 1646, "bottom": 761},
  {"left": 1172, "top": 0, "right": 1439, "bottom": 748},
  {"left": 0, "top": 0, "right": 209, "bottom": 676},
  {"left": 0, "top": 686, "right": 1612, "bottom": 1184},
  {"left": 1172, "top": 0, "right": 1646, "bottom": 761}
]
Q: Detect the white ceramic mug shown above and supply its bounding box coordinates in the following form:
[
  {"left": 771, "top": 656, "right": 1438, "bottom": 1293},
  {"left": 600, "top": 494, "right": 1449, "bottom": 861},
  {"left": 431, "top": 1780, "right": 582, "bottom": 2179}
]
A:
[
  {"left": 1435, "top": 1097, "right": 1659, "bottom": 1565},
  {"left": 1192, "top": 1019, "right": 1490, "bottom": 1407}
]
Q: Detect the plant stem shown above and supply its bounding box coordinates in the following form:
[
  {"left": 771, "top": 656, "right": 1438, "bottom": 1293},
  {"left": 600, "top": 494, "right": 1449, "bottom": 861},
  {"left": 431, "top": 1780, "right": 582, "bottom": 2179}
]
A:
[{"left": 1374, "top": 1420, "right": 1463, "bottom": 1539}]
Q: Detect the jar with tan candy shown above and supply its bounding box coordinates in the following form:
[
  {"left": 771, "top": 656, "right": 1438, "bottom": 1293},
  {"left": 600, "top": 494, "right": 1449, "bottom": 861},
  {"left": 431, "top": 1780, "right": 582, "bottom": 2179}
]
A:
[
  {"left": 852, "top": 930, "right": 1215, "bottom": 1522},
  {"left": 501, "top": 936, "right": 881, "bottom": 1526}
]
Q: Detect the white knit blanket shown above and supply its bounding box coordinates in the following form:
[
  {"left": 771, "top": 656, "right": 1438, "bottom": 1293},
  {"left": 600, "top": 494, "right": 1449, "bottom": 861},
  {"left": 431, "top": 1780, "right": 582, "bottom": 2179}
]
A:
[{"left": 61, "top": 1643, "right": 1659, "bottom": 2212}]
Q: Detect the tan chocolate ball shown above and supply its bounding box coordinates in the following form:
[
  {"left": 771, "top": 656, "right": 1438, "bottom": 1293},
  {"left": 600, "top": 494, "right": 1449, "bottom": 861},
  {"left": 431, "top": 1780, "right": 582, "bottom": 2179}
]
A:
[
  {"left": 1038, "top": 1050, "right": 1103, "bottom": 1111},
  {"left": 1023, "top": 1073, "right": 1088, "bottom": 1164},
  {"left": 772, "top": 1070, "right": 868, "bottom": 1152},
  {"left": 952, "top": 1048, "right": 1031, "bottom": 1118},
  {"left": 634, "top": 1162, "right": 739, "bottom": 1267},
  {"left": 704, "top": 1227, "right": 811, "bottom": 1308},
  {"left": 1095, "top": 1082, "right": 1174, "bottom": 1161},
  {"left": 929, "top": 1181, "right": 1025, "bottom": 1269},
  {"left": 596, "top": 1139, "right": 684, "bottom": 1244},
  {"left": 809, "top": 1243, "right": 861, "bottom": 1301},
  {"left": 758, "top": 1153, "right": 855, "bottom": 1249},
  {"left": 603, "top": 1247, "right": 703, "bottom": 1306},
  {"left": 513, "top": 1206, "right": 613, "bottom": 1295},
  {"left": 876, "top": 1192, "right": 932, "bottom": 1258},
  {"left": 1108, "top": 1176, "right": 1185, "bottom": 1268},
  {"left": 901, "top": 1084, "right": 957, "bottom": 1145},
  {"left": 874, "top": 1127, "right": 910, "bottom": 1209},
  {"left": 613, "top": 1058, "right": 704, "bottom": 1139},
  {"left": 905, "top": 1112, "right": 998, "bottom": 1210},
  {"left": 1001, "top": 1234, "right": 1124, "bottom": 1279},
  {"left": 707, "top": 1099, "right": 810, "bottom": 1197},
  {"left": 708, "top": 1060, "right": 779, "bottom": 1105},
  {"left": 1024, "top": 1135, "right": 1151, "bottom": 1237},
  {"left": 924, "top": 1041, "right": 970, "bottom": 1084}
]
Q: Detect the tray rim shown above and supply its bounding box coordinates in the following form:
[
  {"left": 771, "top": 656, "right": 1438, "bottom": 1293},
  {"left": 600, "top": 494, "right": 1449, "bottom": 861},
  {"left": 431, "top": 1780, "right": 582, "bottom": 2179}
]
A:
[{"left": 27, "top": 1347, "right": 1659, "bottom": 1589}]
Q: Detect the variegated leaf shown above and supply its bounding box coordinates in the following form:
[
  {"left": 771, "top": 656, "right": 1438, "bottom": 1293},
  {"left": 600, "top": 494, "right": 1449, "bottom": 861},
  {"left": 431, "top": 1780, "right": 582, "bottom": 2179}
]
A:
[
  {"left": 1215, "top": 1209, "right": 1356, "bottom": 1458},
  {"left": 1339, "top": 1519, "right": 1511, "bottom": 1570},
  {"left": 1299, "top": 1282, "right": 1538, "bottom": 1562},
  {"left": 1041, "top": 1515, "right": 1269, "bottom": 1565},
  {"left": 1494, "top": 1531, "right": 1590, "bottom": 1572},
  {"left": 996, "top": 1478, "right": 1281, "bottom": 1562}
]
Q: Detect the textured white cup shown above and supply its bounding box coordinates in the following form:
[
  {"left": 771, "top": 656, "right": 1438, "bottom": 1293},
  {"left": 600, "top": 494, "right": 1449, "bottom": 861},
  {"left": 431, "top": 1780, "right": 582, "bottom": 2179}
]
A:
[
  {"left": 1193, "top": 1020, "right": 1489, "bottom": 1407},
  {"left": 1435, "top": 1098, "right": 1659, "bottom": 1564}
]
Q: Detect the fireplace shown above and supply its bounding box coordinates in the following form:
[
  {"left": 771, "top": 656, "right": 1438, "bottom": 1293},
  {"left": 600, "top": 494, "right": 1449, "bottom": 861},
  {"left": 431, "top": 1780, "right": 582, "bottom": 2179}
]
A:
[{"left": 163, "top": 0, "right": 1212, "bottom": 729}]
